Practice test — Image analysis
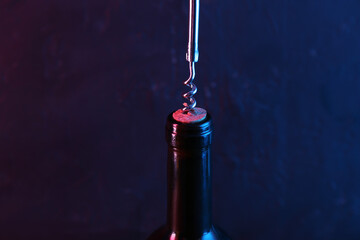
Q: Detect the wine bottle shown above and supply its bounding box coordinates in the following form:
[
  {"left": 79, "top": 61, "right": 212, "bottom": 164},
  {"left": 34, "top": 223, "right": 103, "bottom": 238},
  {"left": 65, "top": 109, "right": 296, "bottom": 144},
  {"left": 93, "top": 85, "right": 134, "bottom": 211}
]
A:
[{"left": 147, "top": 111, "right": 231, "bottom": 240}]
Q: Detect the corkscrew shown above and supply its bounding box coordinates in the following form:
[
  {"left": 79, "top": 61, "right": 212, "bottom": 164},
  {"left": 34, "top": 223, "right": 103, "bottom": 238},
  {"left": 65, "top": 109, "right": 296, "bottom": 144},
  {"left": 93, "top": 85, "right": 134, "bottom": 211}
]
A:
[
  {"left": 183, "top": 0, "right": 200, "bottom": 112},
  {"left": 173, "top": 0, "right": 206, "bottom": 123}
]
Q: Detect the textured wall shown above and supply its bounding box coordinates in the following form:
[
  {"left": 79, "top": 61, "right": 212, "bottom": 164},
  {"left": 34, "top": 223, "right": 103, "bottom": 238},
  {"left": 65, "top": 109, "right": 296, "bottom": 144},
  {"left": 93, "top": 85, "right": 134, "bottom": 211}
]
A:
[{"left": 0, "top": 0, "right": 359, "bottom": 239}]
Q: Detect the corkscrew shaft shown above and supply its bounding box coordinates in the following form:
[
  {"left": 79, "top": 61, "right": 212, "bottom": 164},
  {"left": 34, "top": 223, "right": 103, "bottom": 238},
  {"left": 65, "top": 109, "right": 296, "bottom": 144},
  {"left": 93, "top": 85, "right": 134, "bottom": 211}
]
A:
[
  {"left": 183, "top": 0, "right": 200, "bottom": 112},
  {"left": 186, "top": 0, "right": 200, "bottom": 63}
]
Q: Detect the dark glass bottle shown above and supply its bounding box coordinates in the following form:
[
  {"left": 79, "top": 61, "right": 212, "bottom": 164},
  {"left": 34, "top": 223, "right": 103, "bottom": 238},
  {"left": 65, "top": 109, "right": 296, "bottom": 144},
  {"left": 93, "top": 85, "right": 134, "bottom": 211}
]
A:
[{"left": 147, "top": 112, "right": 231, "bottom": 240}]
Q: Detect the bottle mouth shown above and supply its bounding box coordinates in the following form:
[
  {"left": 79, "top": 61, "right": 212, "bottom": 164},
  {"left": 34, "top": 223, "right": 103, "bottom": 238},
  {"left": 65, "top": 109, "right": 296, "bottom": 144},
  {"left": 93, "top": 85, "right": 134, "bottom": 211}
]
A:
[{"left": 166, "top": 111, "right": 213, "bottom": 149}]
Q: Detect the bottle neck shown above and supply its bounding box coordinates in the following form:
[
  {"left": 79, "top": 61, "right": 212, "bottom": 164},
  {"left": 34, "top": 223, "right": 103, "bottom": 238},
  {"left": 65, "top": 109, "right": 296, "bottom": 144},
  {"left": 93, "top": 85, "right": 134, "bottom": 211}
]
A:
[{"left": 166, "top": 146, "right": 212, "bottom": 238}]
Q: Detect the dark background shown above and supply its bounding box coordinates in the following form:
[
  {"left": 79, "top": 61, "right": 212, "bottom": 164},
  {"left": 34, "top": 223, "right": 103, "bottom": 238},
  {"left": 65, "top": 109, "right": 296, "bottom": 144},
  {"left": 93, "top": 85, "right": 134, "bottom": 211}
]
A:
[{"left": 0, "top": 0, "right": 359, "bottom": 239}]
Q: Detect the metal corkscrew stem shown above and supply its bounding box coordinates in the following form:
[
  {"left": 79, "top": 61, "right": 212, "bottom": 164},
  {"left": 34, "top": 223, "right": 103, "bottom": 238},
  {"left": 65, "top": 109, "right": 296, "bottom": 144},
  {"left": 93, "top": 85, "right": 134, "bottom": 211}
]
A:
[{"left": 183, "top": 0, "right": 200, "bottom": 112}]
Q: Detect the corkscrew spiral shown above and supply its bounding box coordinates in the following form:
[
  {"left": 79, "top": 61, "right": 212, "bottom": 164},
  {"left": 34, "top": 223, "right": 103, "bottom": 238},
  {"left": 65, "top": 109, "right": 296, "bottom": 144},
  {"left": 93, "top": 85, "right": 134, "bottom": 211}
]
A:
[{"left": 183, "top": 62, "right": 197, "bottom": 111}]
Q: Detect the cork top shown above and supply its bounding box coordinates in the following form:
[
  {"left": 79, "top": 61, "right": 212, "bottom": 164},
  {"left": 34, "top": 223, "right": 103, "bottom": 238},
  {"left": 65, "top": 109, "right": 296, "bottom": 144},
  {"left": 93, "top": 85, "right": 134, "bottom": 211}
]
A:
[{"left": 172, "top": 107, "right": 207, "bottom": 123}]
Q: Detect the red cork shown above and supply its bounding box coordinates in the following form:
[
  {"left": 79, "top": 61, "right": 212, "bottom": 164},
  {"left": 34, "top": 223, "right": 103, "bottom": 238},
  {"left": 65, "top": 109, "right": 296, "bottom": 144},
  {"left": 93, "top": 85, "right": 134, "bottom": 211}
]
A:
[{"left": 172, "top": 107, "right": 207, "bottom": 124}]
